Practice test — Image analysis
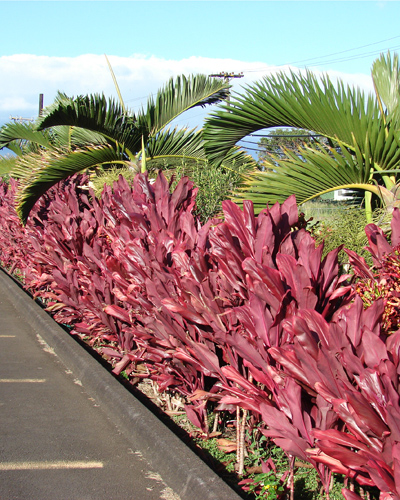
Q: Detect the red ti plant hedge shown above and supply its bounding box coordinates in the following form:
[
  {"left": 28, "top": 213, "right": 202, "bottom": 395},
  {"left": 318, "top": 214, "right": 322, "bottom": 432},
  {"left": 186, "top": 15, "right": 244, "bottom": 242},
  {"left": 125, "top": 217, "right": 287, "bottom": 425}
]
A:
[
  {"left": 0, "top": 178, "right": 36, "bottom": 279},
  {"left": 2, "top": 173, "right": 400, "bottom": 498},
  {"left": 0, "top": 175, "right": 128, "bottom": 342},
  {"left": 107, "top": 187, "right": 356, "bottom": 487},
  {"left": 99, "top": 173, "right": 221, "bottom": 409},
  {"left": 203, "top": 197, "right": 355, "bottom": 490}
]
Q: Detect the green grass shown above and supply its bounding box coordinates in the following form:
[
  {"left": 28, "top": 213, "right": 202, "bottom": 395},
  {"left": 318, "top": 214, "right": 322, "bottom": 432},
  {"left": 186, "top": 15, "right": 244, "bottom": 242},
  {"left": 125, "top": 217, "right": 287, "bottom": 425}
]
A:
[{"left": 171, "top": 413, "right": 379, "bottom": 499}]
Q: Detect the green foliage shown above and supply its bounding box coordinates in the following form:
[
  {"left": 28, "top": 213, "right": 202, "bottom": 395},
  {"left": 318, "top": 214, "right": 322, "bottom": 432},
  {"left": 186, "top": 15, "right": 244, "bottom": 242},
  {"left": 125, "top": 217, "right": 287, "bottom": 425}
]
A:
[
  {"left": 257, "top": 128, "right": 317, "bottom": 165},
  {"left": 246, "top": 472, "right": 285, "bottom": 500},
  {"left": 293, "top": 470, "right": 345, "bottom": 500},
  {"left": 91, "top": 160, "right": 249, "bottom": 223},
  {"left": 0, "top": 153, "right": 17, "bottom": 179},
  {"left": 303, "top": 202, "right": 371, "bottom": 267},
  {"left": 245, "top": 432, "right": 270, "bottom": 468},
  {"left": 372, "top": 51, "right": 400, "bottom": 124},
  {"left": 194, "top": 437, "right": 237, "bottom": 473},
  {"left": 171, "top": 159, "right": 249, "bottom": 222},
  {"left": 90, "top": 166, "right": 140, "bottom": 196}
]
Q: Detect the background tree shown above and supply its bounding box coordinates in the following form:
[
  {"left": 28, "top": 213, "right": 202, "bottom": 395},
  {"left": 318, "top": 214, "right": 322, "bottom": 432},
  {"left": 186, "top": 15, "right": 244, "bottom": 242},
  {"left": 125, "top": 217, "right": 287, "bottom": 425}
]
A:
[{"left": 256, "top": 128, "right": 321, "bottom": 171}]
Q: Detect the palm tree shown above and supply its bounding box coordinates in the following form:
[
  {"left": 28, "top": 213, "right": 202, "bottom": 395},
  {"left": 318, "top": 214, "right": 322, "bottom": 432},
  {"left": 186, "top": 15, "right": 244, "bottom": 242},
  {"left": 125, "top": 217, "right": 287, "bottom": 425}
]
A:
[
  {"left": 203, "top": 52, "right": 400, "bottom": 220},
  {"left": 1, "top": 74, "right": 254, "bottom": 223}
]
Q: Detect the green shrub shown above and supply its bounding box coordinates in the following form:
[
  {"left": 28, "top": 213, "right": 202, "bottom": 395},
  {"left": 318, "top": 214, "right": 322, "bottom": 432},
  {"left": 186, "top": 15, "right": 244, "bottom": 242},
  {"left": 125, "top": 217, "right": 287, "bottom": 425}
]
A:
[
  {"left": 170, "top": 160, "right": 249, "bottom": 222},
  {"left": 303, "top": 202, "right": 371, "bottom": 267},
  {"left": 90, "top": 160, "right": 248, "bottom": 223}
]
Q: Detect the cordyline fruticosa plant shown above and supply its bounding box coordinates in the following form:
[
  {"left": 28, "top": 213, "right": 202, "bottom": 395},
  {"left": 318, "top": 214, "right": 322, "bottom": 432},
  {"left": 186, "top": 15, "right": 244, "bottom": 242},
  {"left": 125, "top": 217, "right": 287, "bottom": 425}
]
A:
[
  {"left": 267, "top": 210, "right": 400, "bottom": 500},
  {"left": 0, "top": 173, "right": 224, "bottom": 419},
  {"left": 1, "top": 173, "right": 399, "bottom": 499},
  {"left": 0, "top": 178, "right": 34, "bottom": 276}
]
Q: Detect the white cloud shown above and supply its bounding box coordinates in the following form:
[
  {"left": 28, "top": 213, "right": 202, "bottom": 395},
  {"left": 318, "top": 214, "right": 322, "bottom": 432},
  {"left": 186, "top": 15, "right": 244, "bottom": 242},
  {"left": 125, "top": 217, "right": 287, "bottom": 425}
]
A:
[{"left": 0, "top": 53, "right": 375, "bottom": 126}]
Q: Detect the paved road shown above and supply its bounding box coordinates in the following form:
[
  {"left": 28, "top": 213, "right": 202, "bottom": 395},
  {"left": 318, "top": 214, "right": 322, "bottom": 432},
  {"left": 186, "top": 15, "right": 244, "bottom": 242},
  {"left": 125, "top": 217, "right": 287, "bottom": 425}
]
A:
[
  {"left": 0, "top": 279, "right": 181, "bottom": 500},
  {"left": 0, "top": 269, "right": 243, "bottom": 500}
]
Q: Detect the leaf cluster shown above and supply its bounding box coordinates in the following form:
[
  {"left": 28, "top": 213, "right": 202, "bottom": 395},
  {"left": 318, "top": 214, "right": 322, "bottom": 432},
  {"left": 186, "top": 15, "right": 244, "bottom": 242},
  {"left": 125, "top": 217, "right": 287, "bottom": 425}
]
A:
[{"left": 348, "top": 211, "right": 400, "bottom": 335}]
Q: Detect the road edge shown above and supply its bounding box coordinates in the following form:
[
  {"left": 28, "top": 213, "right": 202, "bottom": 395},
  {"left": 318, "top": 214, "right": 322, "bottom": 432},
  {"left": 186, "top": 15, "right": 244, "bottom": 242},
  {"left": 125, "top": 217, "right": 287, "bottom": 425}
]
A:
[{"left": 0, "top": 268, "right": 243, "bottom": 500}]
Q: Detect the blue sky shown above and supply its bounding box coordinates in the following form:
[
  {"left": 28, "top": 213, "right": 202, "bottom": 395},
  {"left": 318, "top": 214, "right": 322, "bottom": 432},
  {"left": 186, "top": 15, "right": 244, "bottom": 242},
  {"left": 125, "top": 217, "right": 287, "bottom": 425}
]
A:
[
  {"left": 1, "top": 1, "right": 400, "bottom": 133},
  {"left": 3, "top": 1, "right": 400, "bottom": 72}
]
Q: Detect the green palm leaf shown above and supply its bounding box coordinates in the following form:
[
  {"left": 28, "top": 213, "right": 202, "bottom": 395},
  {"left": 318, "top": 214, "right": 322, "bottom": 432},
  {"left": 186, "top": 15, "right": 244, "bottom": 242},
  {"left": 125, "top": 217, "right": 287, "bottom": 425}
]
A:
[
  {"left": 37, "top": 94, "right": 141, "bottom": 157},
  {"left": 372, "top": 51, "right": 400, "bottom": 123},
  {"left": 137, "top": 74, "right": 230, "bottom": 136},
  {"left": 145, "top": 128, "right": 205, "bottom": 165},
  {"left": 15, "top": 145, "right": 129, "bottom": 223},
  {"left": 52, "top": 125, "right": 108, "bottom": 150},
  {"left": 145, "top": 127, "right": 256, "bottom": 176},
  {"left": 203, "top": 70, "right": 388, "bottom": 169},
  {"left": 233, "top": 141, "right": 382, "bottom": 213},
  {"left": 204, "top": 59, "right": 400, "bottom": 217},
  {"left": 0, "top": 122, "right": 54, "bottom": 152},
  {"left": 0, "top": 154, "right": 18, "bottom": 177}
]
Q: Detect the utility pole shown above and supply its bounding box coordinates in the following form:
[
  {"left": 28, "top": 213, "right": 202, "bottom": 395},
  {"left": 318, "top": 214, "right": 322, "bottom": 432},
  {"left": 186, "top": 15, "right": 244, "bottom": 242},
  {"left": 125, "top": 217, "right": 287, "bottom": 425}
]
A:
[
  {"left": 38, "top": 93, "right": 44, "bottom": 116},
  {"left": 209, "top": 72, "right": 244, "bottom": 105}
]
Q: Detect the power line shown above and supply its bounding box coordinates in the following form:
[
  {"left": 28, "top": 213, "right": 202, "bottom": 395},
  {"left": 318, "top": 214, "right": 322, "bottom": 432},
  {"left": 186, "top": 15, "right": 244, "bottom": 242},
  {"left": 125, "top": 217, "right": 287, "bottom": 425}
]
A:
[
  {"left": 125, "top": 94, "right": 151, "bottom": 103},
  {"left": 298, "top": 44, "right": 400, "bottom": 68},
  {"left": 238, "top": 144, "right": 260, "bottom": 152},
  {"left": 249, "top": 133, "right": 325, "bottom": 138},
  {"left": 282, "top": 34, "right": 400, "bottom": 67},
  {"left": 243, "top": 34, "right": 400, "bottom": 73},
  {"left": 239, "top": 139, "right": 261, "bottom": 145}
]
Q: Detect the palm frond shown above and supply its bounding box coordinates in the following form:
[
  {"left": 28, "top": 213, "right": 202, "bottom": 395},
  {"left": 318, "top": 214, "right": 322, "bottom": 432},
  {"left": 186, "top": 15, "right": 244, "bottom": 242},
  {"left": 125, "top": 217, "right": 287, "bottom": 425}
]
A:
[
  {"left": 145, "top": 127, "right": 205, "bottom": 164},
  {"left": 145, "top": 128, "right": 256, "bottom": 183},
  {"left": 0, "top": 122, "right": 54, "bottom": 152},
  {"left": 220, "top": 146, "right": 257, "bottom": 172},
  {"left": 137, "top": 74, "right": 230, "bottom": 136},
  {"left": 15, "top": 145, "right": 130, "bottom": 223},
  {"left": 104, "top": 54, "right": 127, "bottom": 114},
  {"left": 203, "top": 69, "right": 385, "bottom": 167},
  {"left": 51, "top": 125, "right": 108, "bottom": 150},
  {"left": 0, "top": 154, "right": 18, "bottom": 177},
  {"left": 232, "top": 141, "right": 382, "bottom": 213},
  {"left": 37, "top": 94, "right": 142, "bottom": 155},
  {"left": 372, "top": 51, "right": 400, "bottom": 123}
]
